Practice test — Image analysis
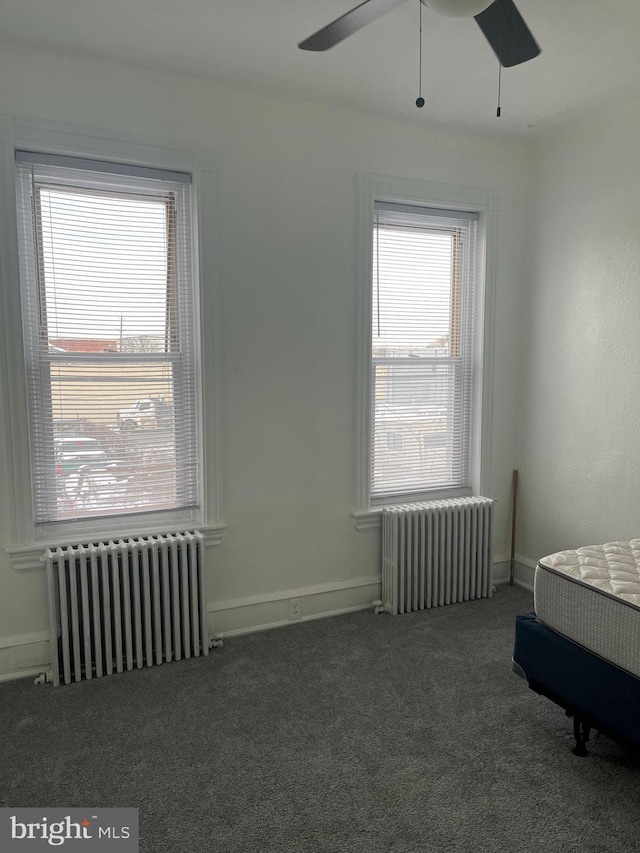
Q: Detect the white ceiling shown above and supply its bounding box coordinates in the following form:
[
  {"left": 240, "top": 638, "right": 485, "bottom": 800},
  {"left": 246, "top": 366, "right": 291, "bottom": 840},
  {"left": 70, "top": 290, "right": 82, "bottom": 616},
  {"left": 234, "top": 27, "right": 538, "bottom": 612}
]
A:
[{"left": 1, "top": 0, "right": 640, "bottom": 136}]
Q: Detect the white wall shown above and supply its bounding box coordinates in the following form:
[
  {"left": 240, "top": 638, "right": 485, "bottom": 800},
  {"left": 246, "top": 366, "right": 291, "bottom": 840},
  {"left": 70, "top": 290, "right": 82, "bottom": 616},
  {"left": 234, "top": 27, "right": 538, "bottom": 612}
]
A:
[
  {"left": 0, "top": 47, "right": 530, "bottom": 677},
  {"left": 517, "top": 98, "right": 640, "bottom": 564}
]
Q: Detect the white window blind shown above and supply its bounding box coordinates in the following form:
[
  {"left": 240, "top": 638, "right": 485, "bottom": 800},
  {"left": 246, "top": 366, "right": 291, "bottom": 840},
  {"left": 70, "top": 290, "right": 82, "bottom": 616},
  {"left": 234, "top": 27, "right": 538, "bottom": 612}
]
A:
[
  {"left": 15, "top": 152, "right": 199, "bottom": 523},
  {"left": 371, "top": 202, "right": 479, "bottom": 501}
]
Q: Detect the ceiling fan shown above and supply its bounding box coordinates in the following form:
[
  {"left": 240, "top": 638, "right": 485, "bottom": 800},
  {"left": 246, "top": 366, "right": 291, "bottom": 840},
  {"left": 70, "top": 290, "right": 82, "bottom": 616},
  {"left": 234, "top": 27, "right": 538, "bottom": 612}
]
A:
[{"left": 299, "top": 0, "right": 540, "bottom": 68}]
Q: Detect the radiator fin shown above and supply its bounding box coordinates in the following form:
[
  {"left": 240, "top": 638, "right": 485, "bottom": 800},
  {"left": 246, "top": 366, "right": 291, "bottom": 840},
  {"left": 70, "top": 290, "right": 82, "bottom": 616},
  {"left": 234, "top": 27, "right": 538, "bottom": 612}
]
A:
[
  {"left": 45, "top": 530, "right": 208, "bottom": 686},
  {"left": 381, "top": 498, "right": 494, "bottom": 615}
]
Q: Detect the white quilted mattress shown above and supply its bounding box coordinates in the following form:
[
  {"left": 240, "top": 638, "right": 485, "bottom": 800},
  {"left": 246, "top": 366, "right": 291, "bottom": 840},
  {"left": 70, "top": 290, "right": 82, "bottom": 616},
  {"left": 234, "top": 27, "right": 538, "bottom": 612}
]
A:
[{"left": 534, "top": 541, "right": 640, "bottom": 679}]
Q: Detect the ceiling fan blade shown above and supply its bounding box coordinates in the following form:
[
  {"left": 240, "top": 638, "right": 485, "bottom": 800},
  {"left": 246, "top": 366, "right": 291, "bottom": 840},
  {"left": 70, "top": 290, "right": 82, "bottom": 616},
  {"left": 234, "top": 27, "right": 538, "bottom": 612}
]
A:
[
  {"left": 474, "top": 0, "right": 540, "bottom": 67},
  {"left": 299, "top": 0, "right": 408, "bottom": 51}
]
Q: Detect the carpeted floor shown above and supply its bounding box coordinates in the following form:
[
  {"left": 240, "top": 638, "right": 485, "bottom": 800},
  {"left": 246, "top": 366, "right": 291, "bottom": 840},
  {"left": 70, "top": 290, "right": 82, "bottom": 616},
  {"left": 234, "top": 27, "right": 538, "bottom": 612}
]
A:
[{"left": 1, "top": 586, "right": 639, "bottom": 852}]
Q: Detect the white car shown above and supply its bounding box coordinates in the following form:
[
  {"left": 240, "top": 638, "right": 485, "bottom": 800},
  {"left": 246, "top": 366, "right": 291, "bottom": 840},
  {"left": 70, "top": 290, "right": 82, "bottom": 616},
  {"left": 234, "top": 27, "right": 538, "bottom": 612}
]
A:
[{"left": 116, "top": 398, "right": 171, "bottom": 430}]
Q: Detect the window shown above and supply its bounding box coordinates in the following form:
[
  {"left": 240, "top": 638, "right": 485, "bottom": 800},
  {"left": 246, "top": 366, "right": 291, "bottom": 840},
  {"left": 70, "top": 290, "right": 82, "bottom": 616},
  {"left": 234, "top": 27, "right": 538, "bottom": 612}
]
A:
[
  {"left": 15, "top": 152, "right": 199, "bottom": 524},
  {"left": 386, "top": 432, "right": 404, "bottom": 452},
  {"left": 369, "top": 202, "right": 480, "bottom": 503}
]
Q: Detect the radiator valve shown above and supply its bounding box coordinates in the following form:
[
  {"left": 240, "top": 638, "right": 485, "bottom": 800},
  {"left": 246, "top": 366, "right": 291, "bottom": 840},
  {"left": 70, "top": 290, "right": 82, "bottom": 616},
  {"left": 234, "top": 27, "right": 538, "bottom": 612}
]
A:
[{"left": 210, "top": 633, "right": 224, "bottom": 649}]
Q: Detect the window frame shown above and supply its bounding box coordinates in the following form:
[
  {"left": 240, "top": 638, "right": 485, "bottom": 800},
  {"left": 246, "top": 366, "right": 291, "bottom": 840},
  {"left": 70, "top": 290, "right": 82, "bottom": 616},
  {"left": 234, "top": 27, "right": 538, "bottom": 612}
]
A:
[
  {"left": 354, "top": 174, "right": 498, "bottom": 531},
  {"left": 0, "top": 118, "right": 225, "bottom": 566}
]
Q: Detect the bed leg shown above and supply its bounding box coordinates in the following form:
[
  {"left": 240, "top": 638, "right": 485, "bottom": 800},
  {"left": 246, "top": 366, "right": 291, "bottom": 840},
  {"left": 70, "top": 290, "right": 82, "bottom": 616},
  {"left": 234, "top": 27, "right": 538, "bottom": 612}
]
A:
[{"left": 572, "top": 715, "right": 591, "bottom": 757}]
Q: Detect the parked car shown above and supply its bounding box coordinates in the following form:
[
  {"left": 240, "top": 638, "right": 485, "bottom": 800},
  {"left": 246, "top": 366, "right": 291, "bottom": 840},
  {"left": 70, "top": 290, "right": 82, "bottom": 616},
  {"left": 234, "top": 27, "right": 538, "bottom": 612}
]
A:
[
  {"left": 54, "top": 437, "right": 107, "bottom": 477},
  {"left": 116, "top": 398, "right": 172, "bottom": 430}
]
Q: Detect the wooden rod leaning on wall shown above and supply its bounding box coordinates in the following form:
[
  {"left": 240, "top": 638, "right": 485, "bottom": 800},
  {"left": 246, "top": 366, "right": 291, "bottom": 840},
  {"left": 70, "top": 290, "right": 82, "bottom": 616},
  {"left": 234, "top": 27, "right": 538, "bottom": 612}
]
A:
[{"left": 510, "top": 469, "right": 519, "bottom": 586}]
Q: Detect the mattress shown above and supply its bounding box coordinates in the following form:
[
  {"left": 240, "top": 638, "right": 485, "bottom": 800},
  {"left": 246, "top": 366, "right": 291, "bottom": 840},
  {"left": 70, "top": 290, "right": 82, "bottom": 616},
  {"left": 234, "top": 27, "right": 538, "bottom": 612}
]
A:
[{"left": 534, "top": 541, "right": 640, "bottom": 679}]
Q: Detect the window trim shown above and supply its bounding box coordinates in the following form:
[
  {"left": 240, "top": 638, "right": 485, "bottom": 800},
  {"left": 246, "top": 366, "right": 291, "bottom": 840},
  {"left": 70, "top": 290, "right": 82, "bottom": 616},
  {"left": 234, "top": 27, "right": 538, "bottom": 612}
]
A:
[
  {"left": 17, "top": 155, "right": 200, "bottom": 524},
  {"left": 0, "top": 117, "right": 225, "bottom": 565},
  {"left": 354, "top": 173, "right": 498, "bottom": 530}
]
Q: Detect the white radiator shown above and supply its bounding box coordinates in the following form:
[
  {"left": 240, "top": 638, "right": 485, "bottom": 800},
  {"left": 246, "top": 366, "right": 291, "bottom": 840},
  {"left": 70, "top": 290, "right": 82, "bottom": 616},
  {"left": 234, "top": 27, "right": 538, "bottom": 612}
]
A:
[
  {"left": 44, "top": 530, "right": 208, "bottom": 686},
  {"left": 380, "top": 497, "right": 494, "bottom": 615}
]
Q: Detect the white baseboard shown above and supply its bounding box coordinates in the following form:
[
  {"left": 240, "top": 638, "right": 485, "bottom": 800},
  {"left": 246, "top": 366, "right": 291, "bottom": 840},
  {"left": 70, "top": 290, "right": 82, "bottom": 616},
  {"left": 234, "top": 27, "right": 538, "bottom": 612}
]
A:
[
  {"left": 513, "top": 554, "right": 536, "bottom": 591},
  {"left": 493, "top": 555, "right": 535, "bottom": 592},
  {"left": 0, "top": 666, "right": 50, "bottom": 684},
  {"left": 207, "top": 575, "right": 382, "bottom": 638},
  {"left": 492, "top": 559, "right": 511, "bottom": 585},
  {"left": 207, "top": 556, "right": 524, "bottom": 639},
  {"left": 0, "top": 631, "right": 50, "bottom": 682}
]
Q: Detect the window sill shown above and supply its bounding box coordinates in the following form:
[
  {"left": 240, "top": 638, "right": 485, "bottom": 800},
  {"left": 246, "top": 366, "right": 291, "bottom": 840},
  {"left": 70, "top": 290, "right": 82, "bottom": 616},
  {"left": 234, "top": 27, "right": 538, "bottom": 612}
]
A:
[
  {"left": 352, "top": 510, "right": 382, "bottom": 531},
  {"left": 353, "top": 490, "right": 479, "bottom": 531},
  {"left": 7, "top": 522, "right": 227, "bottom": 571}
]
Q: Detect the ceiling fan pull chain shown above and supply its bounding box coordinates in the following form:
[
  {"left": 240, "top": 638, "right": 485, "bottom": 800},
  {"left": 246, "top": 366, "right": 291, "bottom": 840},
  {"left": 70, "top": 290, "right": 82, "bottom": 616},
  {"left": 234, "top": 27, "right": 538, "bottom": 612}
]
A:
[
  {"left": 416, "top": 1, "right": 425, "bottom": 108},
  {"left": 496, "top": 25, "right": 503, "bottom": 117}
]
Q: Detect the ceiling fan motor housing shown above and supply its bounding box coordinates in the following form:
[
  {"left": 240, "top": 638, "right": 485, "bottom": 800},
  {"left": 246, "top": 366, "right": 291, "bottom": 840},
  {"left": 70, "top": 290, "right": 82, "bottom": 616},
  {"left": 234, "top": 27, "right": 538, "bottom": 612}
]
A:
[{"left": 423, "top": 0, "right": 495, "bottom": 18}]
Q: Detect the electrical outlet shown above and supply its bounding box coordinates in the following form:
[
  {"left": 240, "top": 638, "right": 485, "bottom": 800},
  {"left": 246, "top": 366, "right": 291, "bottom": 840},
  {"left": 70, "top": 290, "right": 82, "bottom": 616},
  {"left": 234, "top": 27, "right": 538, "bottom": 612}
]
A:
[{"left": 289, "top": 598, "right": 301, "bottom": 620}]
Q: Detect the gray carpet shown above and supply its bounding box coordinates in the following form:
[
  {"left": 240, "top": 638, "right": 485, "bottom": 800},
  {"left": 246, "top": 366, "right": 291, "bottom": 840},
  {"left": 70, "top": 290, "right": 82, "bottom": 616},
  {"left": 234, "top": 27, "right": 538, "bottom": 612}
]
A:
[{"left": 1, "top": 586, "right": 639, "bottom": 852}]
